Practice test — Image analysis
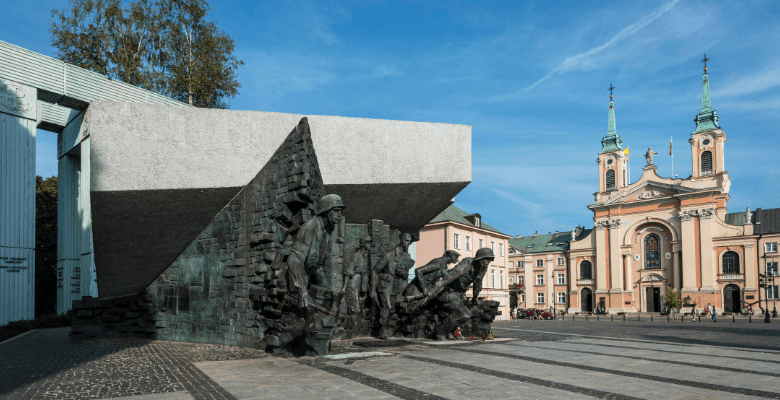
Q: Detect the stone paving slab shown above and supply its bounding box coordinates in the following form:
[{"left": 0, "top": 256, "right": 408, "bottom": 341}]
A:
[
  {"left": 194, "top": 358, "right": 401, "bottom": 399},
  {"left": 4, "top": 324, "right": 780, "bottom": 399}
]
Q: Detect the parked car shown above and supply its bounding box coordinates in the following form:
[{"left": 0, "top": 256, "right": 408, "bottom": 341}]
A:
[{"left": 524, "top": 309, "right": 556, "bottom": 320}]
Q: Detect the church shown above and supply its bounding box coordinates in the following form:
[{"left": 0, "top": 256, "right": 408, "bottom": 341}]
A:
[{"left": 509, "top": 59, "right": 780, "bottom": 315}]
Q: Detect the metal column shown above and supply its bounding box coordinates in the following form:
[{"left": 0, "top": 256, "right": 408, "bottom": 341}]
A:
[{"left": 0, "top": 79, "right": 37, "bottom": 325}]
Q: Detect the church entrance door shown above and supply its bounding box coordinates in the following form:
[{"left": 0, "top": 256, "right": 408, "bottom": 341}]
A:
[
  {"left": 581, "top": 288, "right": 593, "bottom": 313},
  {"left": 646, "top": 287, "right": 661, "bottom": 312},
  {"left": 723, "top": 284, "right": 741, "bottom": 313}
]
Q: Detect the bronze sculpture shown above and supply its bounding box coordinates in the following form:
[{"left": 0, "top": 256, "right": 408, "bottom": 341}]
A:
[{"left": 371, "top": 232, "right": 413, "bottom": 339}]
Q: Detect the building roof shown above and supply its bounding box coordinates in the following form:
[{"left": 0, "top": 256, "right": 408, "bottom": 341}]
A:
[
  {"left": 508, "top": 228, "right": 592, "bottom": 254},
  {"left": 724, "top": 209, "right": 755, "bottom": 226},
  {"left": 755, "top": 208, "right": 780, "bottom": 235},
  {"left": 427, "top": 204, "right": 508, "bottom": 236}
]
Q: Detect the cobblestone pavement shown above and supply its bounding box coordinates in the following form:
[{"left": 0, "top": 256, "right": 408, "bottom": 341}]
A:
[
  {"left": 0, "top": 327, "right": 266, "bottom": 399},
  {"left": 3, "top": 323, "right": 780, "bottom": 399}
]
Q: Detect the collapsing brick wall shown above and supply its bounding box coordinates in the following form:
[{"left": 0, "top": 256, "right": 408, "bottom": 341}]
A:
[{"left": 143, "top": 118, "right": 326, "bottom": 346}]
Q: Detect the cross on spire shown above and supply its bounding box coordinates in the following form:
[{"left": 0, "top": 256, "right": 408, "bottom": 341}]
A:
[
  {"left": 701, "top": 53, "right": 710, "bottom": 71},
  {"left": 608, "top": 82, "right": 615, "bottom": 99}
]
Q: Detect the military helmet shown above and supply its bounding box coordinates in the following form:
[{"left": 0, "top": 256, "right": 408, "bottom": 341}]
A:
[
  {"left": 316, "top": 194, "right": 346, "bottom": 215},
  {"left": 473, "top": 248, "right": 495, "bottom": 261},
  {"left": 359, "top": 235, "right": 373, "bottom": 245},
  {"left": 444, "top": 250, "right": 461, "bottom": 258}
]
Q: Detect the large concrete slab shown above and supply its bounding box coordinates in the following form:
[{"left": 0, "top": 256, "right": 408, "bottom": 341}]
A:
[{"left": 87, "top": 101, "right": 470, "bottom": 298}]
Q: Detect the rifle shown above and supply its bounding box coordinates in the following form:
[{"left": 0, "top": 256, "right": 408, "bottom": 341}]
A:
[{"left": 282, "top": 293, "right": 335, "bottom": 316}]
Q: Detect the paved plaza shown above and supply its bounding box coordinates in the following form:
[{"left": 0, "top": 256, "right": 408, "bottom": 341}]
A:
[{"left": 2, "top": 319, "right": 780, "bottom": 399}]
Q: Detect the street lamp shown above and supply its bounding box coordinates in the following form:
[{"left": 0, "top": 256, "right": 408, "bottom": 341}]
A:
[{"left": 759, "top": 273, "right": 770, "bottom": 323}]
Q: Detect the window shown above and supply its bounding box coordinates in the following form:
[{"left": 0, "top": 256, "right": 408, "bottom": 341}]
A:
[
  {"left": 723, "top": 251, "right": 740, "bottom": 274},
  {"left": 767, "top": 262, "right": 778, "bottom": 277},
  {"left": 557, "top": 292, "right": 566, "bottom": 304},
  {"left": 536, "top": 274, "right": 544, "bottom": 285},
  {"left": 491, "top": 241, "right": 495, "bottom": 251},
  {"left": 509, "top": 277, "right": 514, "bottom": 284},
  {"left": 557, "top": 257, "right": 565, "bottom": 266},
  {"left": 536, "top": 293, "right": 545, "bottom": 304},
  {"left": 491, "top": 269, "right": 495, "bottom": 288},
  {"left": 518, "top": 261, "right": 524, "bottom": 269},
  {"left": 766, "top": 242, "right": 778, "bottom": 253},
  {"left": 500, "top": 270, "right": 504, "bottom": 289},
  {"left": 474, "top": 216, "right": 480, "bottom": 227},
  {"left": 479, "top": 238, "right": 484, "bottom": 248},
  {"left": 606, "top": 169, "right": 616, "bottom": 190},
  {"left": 557, "top": 273, "right": 565, "bottom": 285},
  {"left": 518, "top": 276, "right": 524, "bottom": 286},
  {"left": 701, "top": 150, "right": 713, "bottom": 175},
  {"left": 465, "top": 236, "right": 471, "bottom": 251},
  {"left": 536, "top": 259, "right": 544, "bottom": 268},
  {"left": 580, "top": 260, "right": 592, "bottom": 279},
  {"left": 645, "top": 234, "right": 661, "bottom": 269},
  {"left": 454, "top": 233, "right": 459, "bottom": 250},
  {"left": 520, "top": 294, "right": 525, "bottom": 303},
  {"left": 499, "top": 243, "right": 504, "bottom": 256},
  {"left": 767, "top": 286, "right": 779, "bottom": 300}
]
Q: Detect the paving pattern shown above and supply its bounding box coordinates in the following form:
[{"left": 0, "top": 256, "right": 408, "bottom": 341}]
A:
[{"left": 3, "top": 322, "right": 780, "bottom": 399}]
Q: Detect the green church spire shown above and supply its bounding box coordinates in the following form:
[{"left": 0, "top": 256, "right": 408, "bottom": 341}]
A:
[
  {"left": 693, "top": 54, "right": 720, "bottom": 134},
  {"left": 600, "top": 83, "right": 623, "bottom": 154}
]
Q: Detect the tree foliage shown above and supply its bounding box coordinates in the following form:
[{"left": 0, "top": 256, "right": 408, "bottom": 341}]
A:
[
  {"left": 49, "top": 0, "right": 243, "bottom": 108},
  {"left": 663, "top": 285, "right": 681, "bottom": 311},
  {"left": 36, "top": 176, "right": 58, "bottom": 317}
]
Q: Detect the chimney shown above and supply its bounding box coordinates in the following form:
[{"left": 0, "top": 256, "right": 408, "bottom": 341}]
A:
[
  {"left": 533, "top": 231, "right": 538, "bottom": 237},
  {"left": 515, "top": 235, "right": 522, "bottom": 239}
]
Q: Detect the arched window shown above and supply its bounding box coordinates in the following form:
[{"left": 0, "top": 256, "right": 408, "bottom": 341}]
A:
[
  {"left": 723, "top": 251, "right": 740, "bottom": 274},
  {"left": 701, "top": 150, "right": 713, "bottom": 175},
  {"left": 605, "top": 170, "right": 615, "bottom": 191},
  {"left": 580, "top": 260, "right": 592, "bottom": 279},
  {"left": 645, "top": 234, "right": 661, "bottom": 269}
]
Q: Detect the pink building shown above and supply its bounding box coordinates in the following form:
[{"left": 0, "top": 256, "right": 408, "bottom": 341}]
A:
[{"left": 416, "top": 205, "right": 512, "bottom": 320}]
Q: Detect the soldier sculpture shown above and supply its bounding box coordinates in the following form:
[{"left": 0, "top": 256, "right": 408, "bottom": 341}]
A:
[
  {"left": 416, "top": 247, "right": 493, "bottom": 340},
  {"left": 343, "top": 235, "right": 371, "bottom": 314},
  {"left": 371, "top": 232, "right": 413, "bottom": 339}
]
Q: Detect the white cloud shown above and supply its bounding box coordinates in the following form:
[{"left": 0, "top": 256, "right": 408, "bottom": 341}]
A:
[{"left": 497, "top": 0, "right": 682, "bottom": 99}]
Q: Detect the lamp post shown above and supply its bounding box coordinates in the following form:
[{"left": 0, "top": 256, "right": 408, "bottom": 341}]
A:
[{"left": 760, "top": 273, "right": 770, "bottom": 323}]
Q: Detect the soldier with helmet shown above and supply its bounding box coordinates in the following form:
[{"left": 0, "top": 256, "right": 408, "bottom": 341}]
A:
[
  {"left": 287, "top": 194, "right": 345, "bottom": 310},
  {"left": 371, "top": 232, "right": 414, "bottom": 340},
  {"left": 419, "top": 247, "right": 493, "bottom": 340},
  {"left": 405, "top": 250, "right": 461, "bottom": 297},
  {"left": 343, "top": 234, "right": 372, "bottom": 314}
]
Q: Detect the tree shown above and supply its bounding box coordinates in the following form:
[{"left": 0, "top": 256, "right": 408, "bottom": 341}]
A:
[
  {"left": 49, "top": 0, "right": 243, "bottom": 108},
  {"left": 35, "top": 176, "right": 58, "bottom": 317},
  {"left": 663, "top": 285, "right": 681, "bottom": 312}
]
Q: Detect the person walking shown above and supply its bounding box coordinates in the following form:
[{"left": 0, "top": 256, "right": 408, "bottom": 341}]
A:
[
  {"left": 712, "top": 305, "right": 717, "bottom": 322},
  {"left": 705, "top": 303, "right": 711, "bottom": 316}
]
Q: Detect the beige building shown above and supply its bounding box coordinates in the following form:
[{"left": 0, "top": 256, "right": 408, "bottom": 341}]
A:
[
  {"left": 511, "top": 64, "right": 780, "bottom": 315},
  {"left": 416, "top": 205, "right": 512, "bottom": 320}
]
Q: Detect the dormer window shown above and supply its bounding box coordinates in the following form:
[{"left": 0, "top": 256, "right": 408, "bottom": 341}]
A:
[{"left": 474, "top": 216, "right": 480, "bottom": 227}]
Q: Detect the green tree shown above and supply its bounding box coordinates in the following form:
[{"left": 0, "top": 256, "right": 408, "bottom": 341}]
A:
[
  {"left": 35, "top": 176, "right": 58, "bottom": 317},
  {"left": 663, "top": 285, "right": 681, "bottom": 312},
  {"left": 49, "top": 0, "right": 243, "bottom": 108}
]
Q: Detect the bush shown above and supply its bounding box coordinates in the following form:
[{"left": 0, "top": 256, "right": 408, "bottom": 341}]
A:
[{"left": 0, "top": 314, "right": 70, "bottom": 343}]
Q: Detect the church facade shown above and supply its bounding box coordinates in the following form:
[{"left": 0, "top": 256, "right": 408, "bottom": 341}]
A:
[{"left": 511, "top": 63, "right": 779, "bottom": 315}]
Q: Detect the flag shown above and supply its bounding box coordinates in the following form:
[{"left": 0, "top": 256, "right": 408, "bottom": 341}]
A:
[
  {"left": 670, "top": 137, "right": 673, "bottom": 156},
  {"left": 624, "top": 147, "right": 629, "bottom": 155}
]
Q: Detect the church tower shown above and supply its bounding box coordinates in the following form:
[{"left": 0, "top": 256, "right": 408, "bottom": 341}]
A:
[
  {"left": 597, "top": 84, "right": 627, "bottom": 193},
  {"left": 690, "top": 54, "right": 726, "bottom": 179}
]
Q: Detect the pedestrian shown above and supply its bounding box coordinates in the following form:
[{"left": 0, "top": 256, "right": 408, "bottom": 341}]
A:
[
  {"left": 705, "top": 303, "right": 711, "bottom": 316},
  {"left": 693, "top": 308, "right": 699, "bottom": 322},
  {"left": 712, "top": 306, "right": 717, "bottom": 322}
]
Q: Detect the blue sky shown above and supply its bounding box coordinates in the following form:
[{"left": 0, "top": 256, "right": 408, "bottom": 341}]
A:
[{"left": 4, "top": 0, "right": 779, "bottom": 236}]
